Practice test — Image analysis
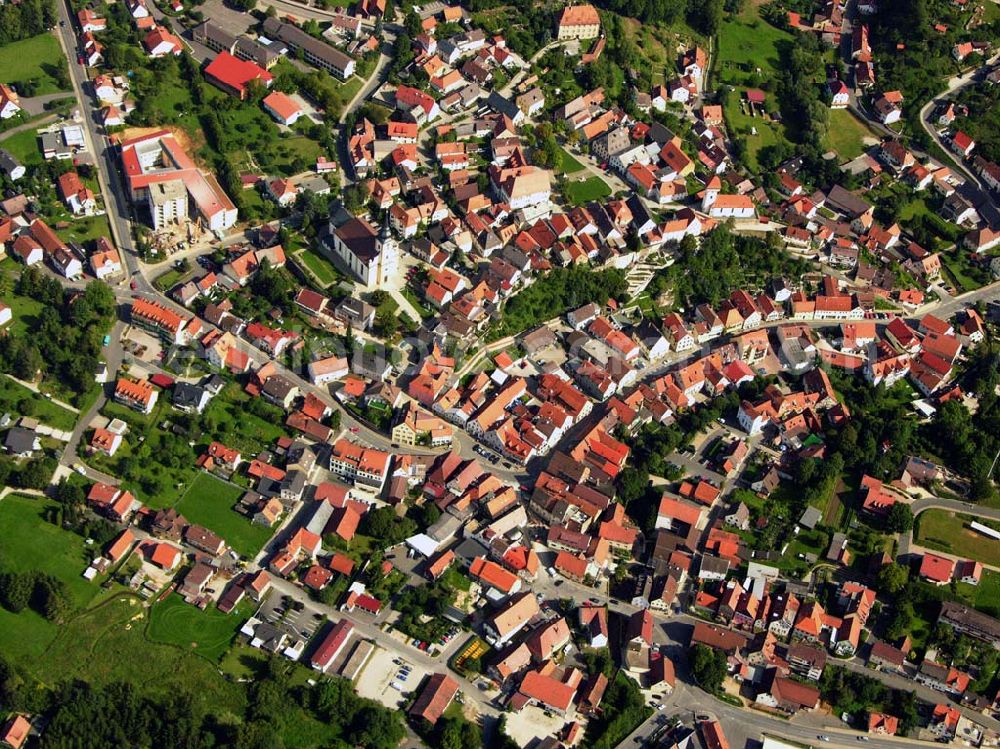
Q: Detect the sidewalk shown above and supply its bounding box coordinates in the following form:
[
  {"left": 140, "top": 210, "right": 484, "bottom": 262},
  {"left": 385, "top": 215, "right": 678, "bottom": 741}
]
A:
[{"left": 5, "top": 374, "right": 80, "bottom": 414}]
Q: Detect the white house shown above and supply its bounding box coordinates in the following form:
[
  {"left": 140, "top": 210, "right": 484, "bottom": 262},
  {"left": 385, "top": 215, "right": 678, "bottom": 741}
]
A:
[
  {"left": 262, "top": 91, "right": 304, "bottom": 127},
  {"left": 701, "top": 177, "right": 755, "bottom": 219},
  {"left": 0, "top": 84, "right": 21, "bottom": 119},
  {"left": 828, "top": 79, "right": 850, "bottom": 109},
  {"left": 308, "top": 355, "right": 349, "bottom": 385}
]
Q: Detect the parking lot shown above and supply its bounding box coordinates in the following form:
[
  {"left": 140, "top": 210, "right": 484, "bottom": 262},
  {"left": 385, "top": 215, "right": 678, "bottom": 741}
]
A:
[
  {"left": 354, "top": 645, "right": 429, "bottom": 709},
  {"left": 259, "top": 592, "right": 325, "bottom": 642},
  {"left": 503, "top": 704, "right": 568, "bottom": 746}
]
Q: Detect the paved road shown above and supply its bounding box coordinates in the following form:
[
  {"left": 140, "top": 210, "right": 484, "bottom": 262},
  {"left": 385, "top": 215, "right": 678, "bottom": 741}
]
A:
[
  {"left": 917, "top": 57, "right": 1000, "bottom": 200},
  {"left": 40, "top": 7, "right": 1000, "bottom": 745},
  {"left": 898, "top": 496, "right": 1000, "bottom": 556},
  {"left": 54, "top": 0, "right": 151, "bottom": 295},
  {"left": 54, "top": 319, "right": 127, "bottom": 481},
  {"left": 20, "top": 91, "right": 74, "bottom": 116},
  {"left": 267, "top": 575, "right": 501, "bottom": 718},
  {"left": 342, "top": 28, "right": 397, "bottom": 119}
]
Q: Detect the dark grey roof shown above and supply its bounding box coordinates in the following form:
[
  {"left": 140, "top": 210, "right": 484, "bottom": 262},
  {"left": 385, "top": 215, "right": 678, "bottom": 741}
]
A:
[
  {"left": 261, "top": 18, "right": 354, "bottom": 72},
  {"left": 0, "top": 148, "right": 22, "bottom": 176},
  {"left": 485, "top": 91, "right": 519, "bottom": 120},
  {"left": 4, "top": 427, "right": 36, "bottom": 454},
  {"left": 172, "top": 382, "right": 208, "bottom": 408}
]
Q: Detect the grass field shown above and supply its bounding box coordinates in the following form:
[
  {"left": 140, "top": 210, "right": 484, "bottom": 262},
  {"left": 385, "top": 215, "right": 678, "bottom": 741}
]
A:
[
  {"left": 149, "top": 593, "right": 248, "bottom": 661},
  {"left": 296, "top": 247, "right": 340, "bottom": 287},
  {"left": 955, "top": 569, "right": 1000, "bottom": 614},
  {"left": 0, "top": 33, "right": 69, "bottom": 95},
  {"left": 56, "top": 214, "right": 114, "bottom": 246},
  {"left": 0, "top": 375, "right": 79, "bottom": 431},
  {"left": 563, "top": 175, "right": 612, "bottom": 206},
  {"left": 0, "top": 128, "right": 43, "bottom": 166},
  {"left": 556, "top": 147, "right": 585, "bottom": 175},
  {"left": 201, "top": 382, "right": 288, "bottom": 455},
  {"left": 824, "top": 108, "right": 879, "bottom": 161},
  {"left": 0, "top": 495, "right": 100, "bottom": 608},
  {"left": 29, "top": 596, "right": 248, "bottom": 716},
  {"left": 717, "top": 6, "right": 793, "bottom": 171},
  {"left": 915, "top": 510, "right": 1000, "bottom": 567},
  {"left": 717, "top": 7, "right": 791, "bottom": 84},
  {"left": 174, "top": 472, "right": 270, "bottom": 557},
  {"left": 724, "top": 97, "right": 785, "bottom": 173}
]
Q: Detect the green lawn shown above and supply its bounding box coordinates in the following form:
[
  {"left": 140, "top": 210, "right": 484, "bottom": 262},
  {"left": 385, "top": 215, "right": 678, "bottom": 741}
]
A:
[
  {"left": 955, "top": 569, "right": 1000, "bottom": 614},
  {"left": 717, "top": 7, "right": 791, "bottom": 83},
  {"left": 0, "top": 128, "right": 43, "bottom": 166},
  {"left": 401, "top": 287, "right": 433, "bottom": 319},
  {"left": 556, "top": 147, "right": 585, "bottom": 175},
  {"left": 295, "top": 247, "right": 340, "bottom": 287},
  {"left": 0, "top": 495, "right": 101, "bottom": 608},
  {"left": 0, "top": 375, "right": 79, "bottom": 431},
  {"left": 717, "top": 6, "right": 793, "bottom": 171},
  {"left": 824, "top": 108, "right": 878, "bottom": 161},
  {"left": 148, "top": 593, "right": 249, "bottom": 662},
  {"left": 174, "top": 472, "right": 270, "bottom": 557},
  {"left": 563, "top": 175, "right": 612, "bottom": 206},
  {"left": 201, "top": 382, "right": 288, "bottom": 455},
  {"left": 915, "top": 510, "right": 1000, "bottom": 567},
  {"left": 724, "top": 95, "right": 785, "bottom": 173},
  {"left": 940, "top": 251, "right": 987, "bottom": 293},
  {"left": 56, "top": 213, "right": 114, "bottom": 246},
  {"left": 0, "top": 33, "right": 69, "bottom": 95},
  {"left": 153, "top": 267, "right": 185, "bottom": 292}
]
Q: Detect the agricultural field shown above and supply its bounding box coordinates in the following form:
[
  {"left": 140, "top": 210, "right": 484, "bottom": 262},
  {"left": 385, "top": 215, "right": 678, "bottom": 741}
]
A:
[
  {"left": 174, "top": 472, "right": 271, "bottom": 558},
  {"left": 915, "top": 510, "right": 1000, "bottom": 567}
]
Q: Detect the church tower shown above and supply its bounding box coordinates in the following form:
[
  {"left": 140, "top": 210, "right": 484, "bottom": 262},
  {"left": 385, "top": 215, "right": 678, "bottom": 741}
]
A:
[
  {"left": 377, "top": 212, "right": 399, "bottom": 287},
  {"left": 701, "top": 175, "right": 721, "bottom": 212}
]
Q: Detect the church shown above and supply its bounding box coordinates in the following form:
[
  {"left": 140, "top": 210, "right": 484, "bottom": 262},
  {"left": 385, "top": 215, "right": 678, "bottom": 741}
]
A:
[{"left": 328, "top": 214, "right": 400, "bottom": 288}]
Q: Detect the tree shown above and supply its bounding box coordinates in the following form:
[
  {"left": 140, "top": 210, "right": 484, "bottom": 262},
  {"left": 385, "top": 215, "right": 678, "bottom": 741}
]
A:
[
  {"left": 884, "top": 503, "right": 914, "bottom": 533},
  {"left": 694, "top": 0, "right": 723, "bottom": 36},
  {"left": 351, "top": 705, "right": 405, "bottom": 749},
  {"left": 0, "top": 572, "right": 33, "bottom": 613},
  {"left": 437, "top": 715, "right": 481, "bottom": 749},
  {"left": 877, "top": 562, "right": 909, "bottom": 594},
  {"left": 360, "top": 506, "right": 416, "bottom": 545},
  {"left": 689, "top": 644, "right": 726, "bottom": 694},
  {"left": 32, "top": 575, "right": 71, "bottom": 623},
  {"left": 615, "top": 467, "right": 649, "bottom": 507},
  {"left": 12, "top": 343, "right": 42, "bottom": 380}
]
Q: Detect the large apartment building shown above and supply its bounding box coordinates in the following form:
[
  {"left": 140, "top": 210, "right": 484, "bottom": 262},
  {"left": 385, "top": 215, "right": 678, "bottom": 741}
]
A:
[
  {"left": 556, "top": 3, "right": 601, "bottom": 40},
  {"left": 262, "top": 18, "right": 356, "bottom": 79}
]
